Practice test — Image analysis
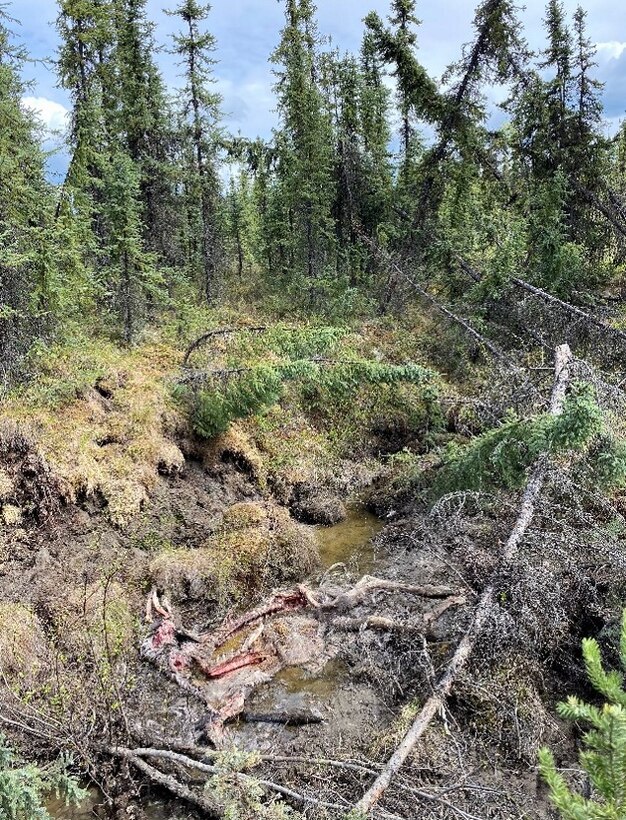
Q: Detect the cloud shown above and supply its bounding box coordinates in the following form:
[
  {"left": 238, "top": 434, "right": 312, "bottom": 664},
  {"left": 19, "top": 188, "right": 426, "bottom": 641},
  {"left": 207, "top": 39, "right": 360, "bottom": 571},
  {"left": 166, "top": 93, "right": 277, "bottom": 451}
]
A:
[
  {"left": 596, "top": 42, "right": 626, "bottom": 62},
  {"left": 21, "top": 96, "right": 69, "bottom": 133}
]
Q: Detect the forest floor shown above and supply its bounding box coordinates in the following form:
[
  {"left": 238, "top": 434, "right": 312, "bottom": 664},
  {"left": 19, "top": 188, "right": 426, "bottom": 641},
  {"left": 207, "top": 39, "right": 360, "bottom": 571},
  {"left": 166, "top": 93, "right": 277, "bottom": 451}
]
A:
[{"left": 0, "top": 304, "right": 614, "bottom": 819}]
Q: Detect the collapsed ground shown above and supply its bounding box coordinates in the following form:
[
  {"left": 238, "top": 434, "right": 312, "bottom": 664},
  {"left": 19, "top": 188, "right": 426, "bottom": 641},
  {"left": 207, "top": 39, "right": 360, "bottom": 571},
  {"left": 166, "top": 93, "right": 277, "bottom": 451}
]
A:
[{"left": 2, "top": 302, "right": 626, "bottom": 819}]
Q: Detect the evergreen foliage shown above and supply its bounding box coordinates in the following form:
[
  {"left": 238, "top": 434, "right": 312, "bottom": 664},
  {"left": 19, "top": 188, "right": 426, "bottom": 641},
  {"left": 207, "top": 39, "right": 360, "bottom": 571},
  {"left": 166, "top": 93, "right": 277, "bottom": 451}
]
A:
[
  {"left": 189, "top": 358, "right": 433, "bottom": 440},
  {"left": 436, "top": 383, "right": 612, "bottom": 495},
  {"left": 0, "top": 735, "right": 86, "bottom": 820},
  {"left": 181, "top": 324, "right": 434, "bottom": 439},
  {"left": 539, "top": 609, "right": 626, "bottom": 819},
  {"left": 167, "top": 0, "right": 223, "bottom": 302},
  {"left": 0, "top": 11, "right": 66, "bottom": 383}
]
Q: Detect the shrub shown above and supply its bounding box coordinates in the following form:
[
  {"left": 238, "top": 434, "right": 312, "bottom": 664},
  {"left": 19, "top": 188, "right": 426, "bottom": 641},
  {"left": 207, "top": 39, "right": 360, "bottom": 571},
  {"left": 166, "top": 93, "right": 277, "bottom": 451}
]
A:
[
  {"left": 539, "top": 608, "right": 626, "bottom": 818},
  {"left": 0, "top": 734, "right": 86, "bottom": 820}
]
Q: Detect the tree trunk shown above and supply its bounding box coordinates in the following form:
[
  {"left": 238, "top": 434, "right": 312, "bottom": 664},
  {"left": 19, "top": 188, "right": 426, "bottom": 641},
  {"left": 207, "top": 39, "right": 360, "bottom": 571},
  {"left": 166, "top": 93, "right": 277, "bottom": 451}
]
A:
[{"left": 353, "top": 344, "right": 573, "bottom": 815}]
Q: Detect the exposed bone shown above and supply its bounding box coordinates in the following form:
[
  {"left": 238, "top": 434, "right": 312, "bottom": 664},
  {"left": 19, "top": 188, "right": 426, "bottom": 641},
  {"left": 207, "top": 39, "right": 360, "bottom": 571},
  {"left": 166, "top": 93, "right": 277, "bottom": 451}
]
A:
[{"left": 206, "top": 586, "right": 315, "bottom": 651}]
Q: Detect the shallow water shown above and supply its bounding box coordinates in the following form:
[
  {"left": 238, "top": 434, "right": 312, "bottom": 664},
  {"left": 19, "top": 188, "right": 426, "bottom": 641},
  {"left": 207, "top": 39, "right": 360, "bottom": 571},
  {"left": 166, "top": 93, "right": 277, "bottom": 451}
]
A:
[
  {"left": 231, "top": 506, "right": 384, "bottom": 749},
  {"left": 47, "top": 790, "right": 172, "bottom": 819},
  {"left": 315, "top": 506, "right": 383, "bottom": 573},
  {"left": 50, "top": 506, "right": 383, "bottom": 817}
]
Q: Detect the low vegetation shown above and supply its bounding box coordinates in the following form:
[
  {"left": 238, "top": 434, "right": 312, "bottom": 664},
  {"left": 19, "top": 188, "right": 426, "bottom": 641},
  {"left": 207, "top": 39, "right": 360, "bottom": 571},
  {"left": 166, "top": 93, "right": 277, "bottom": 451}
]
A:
[{"left": 3, "top": 0, "right": 626, "bottom": 817}]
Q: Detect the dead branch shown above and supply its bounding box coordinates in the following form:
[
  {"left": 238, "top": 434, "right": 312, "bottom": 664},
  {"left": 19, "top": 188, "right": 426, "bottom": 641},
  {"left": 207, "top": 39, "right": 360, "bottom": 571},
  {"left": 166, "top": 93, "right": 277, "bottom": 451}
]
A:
[
  {"left": 331, "top": 595, "right": 467, "bottom": 634},
  {"left": 182, "top": 325, "right": 269, "bottom": 367},
  {"left": 458, "top": 255, "right": 626, "bottom": 346},
  {"left": 115, "top": 746, "right": 347, "bottom": 812},
  {"left": 353, "top": 343, "right": 573, "bottom": 815},
  {"left": 320, "top": 576, "right": 459, "bottom": 613},
  {"left": 111, "top": 746, "right": 224, "bottom": 817},
  {"left": 119, "top": 742, "right": 488, "bottom": 820}
]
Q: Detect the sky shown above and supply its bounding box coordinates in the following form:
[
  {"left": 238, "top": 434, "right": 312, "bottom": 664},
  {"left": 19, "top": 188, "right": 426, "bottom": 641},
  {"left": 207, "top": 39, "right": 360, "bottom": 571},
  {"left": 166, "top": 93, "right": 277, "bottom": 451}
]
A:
[{"left": 9, "top": 0, "right": 626, "bottom": 180}]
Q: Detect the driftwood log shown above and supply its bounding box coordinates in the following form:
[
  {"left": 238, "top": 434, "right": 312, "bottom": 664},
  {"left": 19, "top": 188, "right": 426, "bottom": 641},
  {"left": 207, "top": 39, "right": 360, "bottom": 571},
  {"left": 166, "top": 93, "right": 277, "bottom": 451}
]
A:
[{"left": 353, "top": 343, "right": 573, "bottom": 815}]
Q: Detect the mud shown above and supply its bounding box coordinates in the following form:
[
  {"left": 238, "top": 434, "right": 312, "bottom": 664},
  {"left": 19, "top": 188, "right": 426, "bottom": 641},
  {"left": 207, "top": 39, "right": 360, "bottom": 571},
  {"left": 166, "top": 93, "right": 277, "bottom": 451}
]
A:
[{"left": 2, "top": 428, "right": 579, "bottom": 820}]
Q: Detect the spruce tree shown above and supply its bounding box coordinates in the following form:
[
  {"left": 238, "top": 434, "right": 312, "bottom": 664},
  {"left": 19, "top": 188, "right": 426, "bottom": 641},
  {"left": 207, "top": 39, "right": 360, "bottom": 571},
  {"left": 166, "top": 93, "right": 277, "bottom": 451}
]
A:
[
  {"left": 358, "top": 29, "right": 393, "bottom": 265},
  {"left": 271, "top": 0, "right": 336, "bottom": 297},
  {"left": 112, "top": 0, "right": 176, "bottom": 263},
  {"left": 57, "top": 0, "right": 167, "bottom": 338},
  {"left": 0, "top": 735, "right": 86, "bottom": 820},
  {"left": 0, "top": 12, "right": 66, "bottom": 382},
  {"left": 388, "top": 0, "right": 421, "bottom": 180},
  {"left": 540, "top": 609, "right": 626, "bottom": 818},
  {"left": 167, "top": 0, "right": 223, "bottom": 303}
]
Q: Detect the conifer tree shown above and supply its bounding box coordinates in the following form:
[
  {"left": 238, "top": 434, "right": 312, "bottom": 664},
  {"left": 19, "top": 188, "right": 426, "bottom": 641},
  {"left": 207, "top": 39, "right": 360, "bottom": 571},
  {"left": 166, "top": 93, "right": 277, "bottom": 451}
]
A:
[
  {"left": 56, "top": 0, "right": 114, "bottom": 206},
  {"left": 0, "top": 734, "right": 86, "bottom": 820},
  {"left": 112, "top": 0, "right": 176, "bottom": 262},
  {"left": 225, "top": 171, "right": 257, "bottom": 279},
  {"left": 0, "top": 13, "right": 66, "bottom": 381},
  {"left": 167, "top": 0, "right": 223, "bottom": 303},
  {"left": 540, "top": 609, "right": 626, "bottom": 818},
  {"left": 358, "top": 30, "right": 393, "bottom": 259},
  {"left": 388, "top": 0, "right": 421, "bottom": 179},
  {"left": 100, "top": 148, "right": 162, "bottom": 343},
  {"left": 271, "top": 0, "right": 336, "bottom": 296}
]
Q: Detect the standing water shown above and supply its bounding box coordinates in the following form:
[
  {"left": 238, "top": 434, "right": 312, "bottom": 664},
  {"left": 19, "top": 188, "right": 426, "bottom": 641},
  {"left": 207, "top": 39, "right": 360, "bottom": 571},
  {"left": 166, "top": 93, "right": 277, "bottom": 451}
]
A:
[
  {"left": 315, "top": 506, "right": 383, "bottom": 573},
  {"left": 49, "top": 506, "right": 383, "bottom": 816}
]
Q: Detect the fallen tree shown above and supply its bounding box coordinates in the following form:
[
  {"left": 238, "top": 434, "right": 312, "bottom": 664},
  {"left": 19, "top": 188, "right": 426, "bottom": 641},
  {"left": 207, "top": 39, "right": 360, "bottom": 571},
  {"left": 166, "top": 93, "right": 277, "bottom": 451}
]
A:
[
  {"left": 458, "top": 256, "right": 626, "bottom": 347},
  {"left": 353, "top": 343, "right": 573, "bottom": 815}
]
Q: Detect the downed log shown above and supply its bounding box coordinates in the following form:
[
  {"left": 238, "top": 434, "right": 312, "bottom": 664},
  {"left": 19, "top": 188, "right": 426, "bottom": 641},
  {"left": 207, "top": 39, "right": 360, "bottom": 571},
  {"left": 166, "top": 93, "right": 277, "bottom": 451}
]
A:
[
  {"left": 319, "top": 576, "right": 458, "bottom": 613},
  {"left": 353, "top": 344, "right": 573, "bottom": 815},
  {"left": 355, "top": 224, "right": 529, "bottom": 376},
  {"left": 458, "top": 255, "right": 626, "bottom": 347}
]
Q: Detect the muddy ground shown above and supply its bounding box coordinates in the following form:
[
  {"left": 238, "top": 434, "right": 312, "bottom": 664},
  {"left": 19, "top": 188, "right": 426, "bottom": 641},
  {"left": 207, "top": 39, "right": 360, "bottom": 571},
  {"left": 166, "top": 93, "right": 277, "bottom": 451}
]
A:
[{"left": 0, "top": 417, "right": 599, "bottom": 820}]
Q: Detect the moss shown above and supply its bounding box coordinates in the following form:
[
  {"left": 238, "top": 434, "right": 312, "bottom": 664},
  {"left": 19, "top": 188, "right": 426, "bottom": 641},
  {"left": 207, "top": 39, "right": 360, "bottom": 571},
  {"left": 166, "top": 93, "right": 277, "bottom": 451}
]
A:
[
  {"left": 0, "top": 603, "right": 47, "bottom": 685},
  {"left": 1, "top": 336, "right": 186, "bottom": 526},
  {"left": 221, "top": 501, "right": 267, "bottom": 530},
  {"left": 203, "top": 426, "right": 267, "bottom": 488},
  {"left": 0, "top": 468, "right": 14, "bottom": 501},
  {"left": 150, "top": 501, "right": 319, "bottom": 609}
]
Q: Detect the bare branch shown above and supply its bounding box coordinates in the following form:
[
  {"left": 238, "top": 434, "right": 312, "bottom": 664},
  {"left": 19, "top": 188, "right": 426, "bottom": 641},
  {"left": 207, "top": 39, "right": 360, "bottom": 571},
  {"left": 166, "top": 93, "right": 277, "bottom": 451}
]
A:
[{"left": 353, "top": 344, "right": 573, "bottom": 814}]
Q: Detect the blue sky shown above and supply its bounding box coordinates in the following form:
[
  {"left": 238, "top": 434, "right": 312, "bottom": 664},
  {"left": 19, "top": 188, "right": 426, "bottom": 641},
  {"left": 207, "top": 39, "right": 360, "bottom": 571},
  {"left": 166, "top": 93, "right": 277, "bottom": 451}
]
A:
[{"left": 9, "top": 0, "right": 626, "bottom": 180}]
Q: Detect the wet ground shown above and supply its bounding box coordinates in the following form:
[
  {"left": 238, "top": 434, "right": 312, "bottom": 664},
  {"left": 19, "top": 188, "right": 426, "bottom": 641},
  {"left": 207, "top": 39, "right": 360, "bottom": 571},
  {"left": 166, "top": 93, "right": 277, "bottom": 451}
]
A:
[{"left": 49, "top": 506, "right": 385, "bottom": 819}]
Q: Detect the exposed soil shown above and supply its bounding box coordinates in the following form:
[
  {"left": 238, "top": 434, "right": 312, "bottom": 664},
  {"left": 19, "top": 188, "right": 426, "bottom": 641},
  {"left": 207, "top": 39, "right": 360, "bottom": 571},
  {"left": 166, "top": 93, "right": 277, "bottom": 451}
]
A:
[{"left": 0, "top": 411, "right": 607, "bottom": 820}]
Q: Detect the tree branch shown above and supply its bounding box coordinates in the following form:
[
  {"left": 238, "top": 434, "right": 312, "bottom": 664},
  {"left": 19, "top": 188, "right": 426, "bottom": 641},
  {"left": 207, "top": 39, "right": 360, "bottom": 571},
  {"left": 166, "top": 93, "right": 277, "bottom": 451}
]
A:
[{"left": 353, "top": 344, "right": 573, "bottom": 814}]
